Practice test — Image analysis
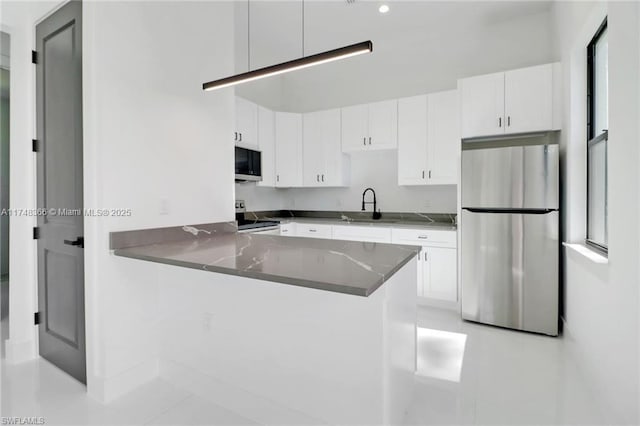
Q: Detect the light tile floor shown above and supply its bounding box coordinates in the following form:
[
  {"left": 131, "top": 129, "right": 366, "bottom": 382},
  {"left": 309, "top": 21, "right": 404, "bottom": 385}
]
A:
[{"left": 1, "top": 307, "right": 605, "bottom": 425}]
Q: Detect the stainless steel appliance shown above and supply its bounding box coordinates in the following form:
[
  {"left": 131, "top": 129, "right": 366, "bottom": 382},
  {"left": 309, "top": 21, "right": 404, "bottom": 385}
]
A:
[
  {"left": 235, "top": 200, "right": 279, "bottom": 232},
  {"left": 235, "top": 146, "right": 262, "bottom": 182},
  {"left": 461, "top": 141, "right": 559, "bottom": 336}
]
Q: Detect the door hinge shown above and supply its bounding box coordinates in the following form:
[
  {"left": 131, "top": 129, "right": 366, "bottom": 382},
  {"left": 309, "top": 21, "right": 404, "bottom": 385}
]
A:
[
  {"left": 33, "top": 227, "right": 40, "bottom": 240},
  {"left": 32, "top": 139, "right": 39, "bottom": 152},
  {"left": 34, "top": 312, "right": 41, "bottom": 325},
  {"left": 31, "top": 50, "right": 38, "bottom": 64}
]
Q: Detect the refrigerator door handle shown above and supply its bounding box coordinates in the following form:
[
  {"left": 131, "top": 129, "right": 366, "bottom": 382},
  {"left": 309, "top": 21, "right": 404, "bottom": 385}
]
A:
[{"left": 462, "top": 207, "right": 556, "bottom": 214}]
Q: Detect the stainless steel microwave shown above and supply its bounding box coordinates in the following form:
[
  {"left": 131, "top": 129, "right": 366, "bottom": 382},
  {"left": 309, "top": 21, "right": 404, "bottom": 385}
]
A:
[{"left": 235, "top": 146, "right": 262, "bottom": 182}]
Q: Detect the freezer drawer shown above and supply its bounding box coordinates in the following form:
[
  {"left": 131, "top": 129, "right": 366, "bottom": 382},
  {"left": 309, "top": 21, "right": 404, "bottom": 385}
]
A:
[
  {"left": 462, "top": 144, "right": 558, "bottom": 209},
  {"left": 461, "top": 210, "right": 559, "bottom": 335}
]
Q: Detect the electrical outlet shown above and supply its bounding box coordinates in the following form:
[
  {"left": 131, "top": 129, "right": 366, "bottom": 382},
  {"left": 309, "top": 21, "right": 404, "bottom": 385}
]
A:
[{"left": 159, "top": 198, "right": 170, "bottom": 215}]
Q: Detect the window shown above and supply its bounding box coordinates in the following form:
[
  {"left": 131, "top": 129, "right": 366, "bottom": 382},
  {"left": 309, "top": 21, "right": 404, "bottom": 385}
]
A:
[{"left": 586, "top": 18, "right": 608, "bottom": 253}]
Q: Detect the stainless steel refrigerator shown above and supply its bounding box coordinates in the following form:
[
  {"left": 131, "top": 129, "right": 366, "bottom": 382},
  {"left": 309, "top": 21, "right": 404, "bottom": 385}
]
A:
[{"left": 461, "top": 141, "right": 559, "bottom": 336}]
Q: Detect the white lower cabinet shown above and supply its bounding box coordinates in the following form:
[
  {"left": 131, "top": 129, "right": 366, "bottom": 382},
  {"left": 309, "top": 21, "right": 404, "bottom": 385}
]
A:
[
  {"left": 279, "top": 222, "right": 296, "bottom": 236},
  {"left": 295, "top": 223, "right": 332, "bottom": 239},
  {"left": 331, "top": 225, "right": 392, "bottom": 243},
  {"left": 422, "top": 247, "right": 457, "bottom": 301},
  {"left": 281, "top": 221, "right": 458, "bottom": 305}
]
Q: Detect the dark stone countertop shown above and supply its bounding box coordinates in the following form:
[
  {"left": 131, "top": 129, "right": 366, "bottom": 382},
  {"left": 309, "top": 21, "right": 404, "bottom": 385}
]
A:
[{"left": 110, "top": 222, "right": 419, "bottom": 297}]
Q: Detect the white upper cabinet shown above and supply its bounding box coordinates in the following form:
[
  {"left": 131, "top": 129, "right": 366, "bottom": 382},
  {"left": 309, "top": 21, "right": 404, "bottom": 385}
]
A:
[
  {"left": 303, "top": 109, "right": 349, "bottom": 187},
  {"left": 257, "top": 106, "right": 275, "bottom": 187},
  {"left": 459, "top": 63, "right": 559, "bottom": 139},
  {"left": 397, "top": 90, "right": 459, "bottom": 186},
  {"left": 459, "top": 72, "right": 505, "bottom": 139},
  {"left": 341, "top": 104, "right": 368, "bottom": 152},
  {"left": 235, "top": 96, "right": 258, "bottom": 147},
  {"left": 426, "top": 90, "right": 459, "bottom": 185},
  {"left": 341, "top": 100, "right": 398, "bottom": 152},
  {"left": 504, "top": 64, "right": 553, "bottom": 134},
  {"left": 275, "top": 112, "right": 303, "bottom": 187},
  {"left": 398, "top": 95, "right": 428, "bottom": 185},
  {"left": 367, "top": 100, "right": 398, "bottom": 149}
]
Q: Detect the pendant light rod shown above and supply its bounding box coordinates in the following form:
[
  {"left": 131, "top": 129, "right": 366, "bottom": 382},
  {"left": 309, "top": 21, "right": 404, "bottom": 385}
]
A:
[{"left": 202, "top": 40, "right": 373, "bottom": 92}]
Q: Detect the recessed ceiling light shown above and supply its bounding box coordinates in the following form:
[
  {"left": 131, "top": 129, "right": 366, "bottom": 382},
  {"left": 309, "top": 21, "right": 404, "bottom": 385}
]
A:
[{"left": 378, "top": 4, "right": 390, "bottom": 13}]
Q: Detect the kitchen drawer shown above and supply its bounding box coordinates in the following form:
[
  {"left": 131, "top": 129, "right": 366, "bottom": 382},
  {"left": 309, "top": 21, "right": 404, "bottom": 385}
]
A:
[
  {"left": 295, "top": 223, "right": 333, "bottom": 239},
  {"left": 279, "top": 222, "right": 296, "bottom": 236},
  {"left": 391, "top": 228, "right": 457, "bottom": 248},
  {"left": 332, "top": 225, "right": 392, "bottom": 243}
]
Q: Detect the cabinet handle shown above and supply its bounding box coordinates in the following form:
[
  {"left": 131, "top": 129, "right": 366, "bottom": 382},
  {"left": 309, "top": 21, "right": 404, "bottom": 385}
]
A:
[
  {"left": 368, "top": 137, "right": 372, "bottom": 145},
  {"left": 239, "top": 133, "right": 243, "bottom": 141},
  {"left": 363, "top": 137, "right": 366, "bottom": 146},
  {"left": 234, "top": 132, "right": 238, "bottom": 141},
  {"left": 498, "top": 117, "right": 502, "bottom": 127},
  {"left": 429, "top": 170, "right": 431, "bottom": 179},
  {"left": 418, "top": 235, "right": 428, "bottom": 239},
  {"left": 309, "top": 229, "right": 317, "bottom": 232},
  {"left": 422, "top": 170, "right": 425, "bottom": 179},
  {"left": 507, "top": 116, "right": 511, "bottom": 127},
  {"left": 321, "top": 174, "right": 324, "bottom": 182},
  {"left": 424, "top": 252, "right": 428, "bottom": 261},
  {"left": 277, "top": 175, "right": 280, "bottom": 182},
  {"left": 282, "top": 229, "right": 288, "bottom": 233}
]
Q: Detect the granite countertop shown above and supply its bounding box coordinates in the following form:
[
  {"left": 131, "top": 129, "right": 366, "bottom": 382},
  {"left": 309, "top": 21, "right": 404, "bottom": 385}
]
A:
[
  {"left": 244, "top": 210, "right": 457, "bottom": 230},
  {"left": 273, "top": 217, "right": 457, "bottom": 231},
  {"left": 110, "top": 222, "right": 419, "bottom": 297}
]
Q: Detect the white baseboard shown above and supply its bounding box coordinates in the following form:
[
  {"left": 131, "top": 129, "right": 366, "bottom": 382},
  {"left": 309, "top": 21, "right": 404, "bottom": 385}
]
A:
[
  {"left": 418, "top": 296, "right": 459, "bottom": 312},
  {"left": 88, "top": 358, "right": 159, "bottom": 404},
  {"left": 5, "top": 338, "right": 36, "bottom": 364}
]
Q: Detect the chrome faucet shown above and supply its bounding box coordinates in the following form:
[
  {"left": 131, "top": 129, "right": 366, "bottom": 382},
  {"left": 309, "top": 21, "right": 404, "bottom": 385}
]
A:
[{"left": 361, "top": 188, "right": 382, "bottom": 220}]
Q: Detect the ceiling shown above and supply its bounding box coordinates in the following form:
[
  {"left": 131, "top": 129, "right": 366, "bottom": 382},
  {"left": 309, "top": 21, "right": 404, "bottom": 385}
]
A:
[{"left": 240, "top": 1, "right": 553, "bottom": 69}]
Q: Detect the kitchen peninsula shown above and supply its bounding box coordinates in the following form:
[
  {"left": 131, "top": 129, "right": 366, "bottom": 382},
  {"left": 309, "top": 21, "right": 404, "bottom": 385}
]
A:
[{"left": 110, "top": 222, "right": 419, "bottom": 425}]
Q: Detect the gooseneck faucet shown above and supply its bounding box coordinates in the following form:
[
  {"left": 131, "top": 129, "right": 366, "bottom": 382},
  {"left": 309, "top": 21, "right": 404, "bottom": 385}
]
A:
[{"left": 362, "top": 188, "right": 382, "bottom": 220}]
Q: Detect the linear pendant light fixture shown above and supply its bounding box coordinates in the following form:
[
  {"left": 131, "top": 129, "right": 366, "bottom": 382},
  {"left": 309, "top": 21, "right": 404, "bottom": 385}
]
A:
[{"left": 203, "top": 40, "right": 373, "bottom": 92}]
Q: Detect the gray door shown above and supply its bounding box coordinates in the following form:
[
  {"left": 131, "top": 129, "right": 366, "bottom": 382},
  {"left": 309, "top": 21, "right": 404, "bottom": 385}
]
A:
[
  {"left": 36, "top": 0, "right": 86, "bottom": 383},
  {"left": 461, "top": 144, "right": 559, "bottom": 209},
  {"left": 460, "top": 210, "right": 559, "bottom": 335}
]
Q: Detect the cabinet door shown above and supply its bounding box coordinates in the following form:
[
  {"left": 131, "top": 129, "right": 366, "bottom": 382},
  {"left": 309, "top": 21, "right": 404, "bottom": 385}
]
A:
[
  {"left": 257, "top": 106, "right": 276, "bottom": 187},
  {"left": 398, "top": 95, "right": 428, "bottom": 185},
  {"left": 459, "top": 72, "right": 505, "bottom": 139},
  {"left": 504, "top": 64, "right": 553, "bottom": 134},
  {"left": 295, "top": 223, "right": 332, "bottom": 239},
  {"left": 368, "top": 99, "right": 398, "bottom": 149},
  {"left": 318, "top": 109, "right": 346, "bottom": 186},
  {"left": 341, "top": 104, "right": 368, "bottom": 152},
  {"left": 275, "top": 112, "right": 303, "bottom": 187},
  {"left": 302, "top": 111, "right": 324, "bottom": 187},
  {"left": 235, "top": 97, "right": 258, "bottom": 147},
  {"left": 427, "top": 90, "right": 459, "bottom": 185},
  {"left": 423, "top": 247, "right": 457, "bottom": 302}
]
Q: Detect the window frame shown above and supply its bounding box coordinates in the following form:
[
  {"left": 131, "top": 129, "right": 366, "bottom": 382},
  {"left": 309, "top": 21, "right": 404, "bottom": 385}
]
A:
[{"left": 586, "top": 17, "right": 608, "bottom": 254}]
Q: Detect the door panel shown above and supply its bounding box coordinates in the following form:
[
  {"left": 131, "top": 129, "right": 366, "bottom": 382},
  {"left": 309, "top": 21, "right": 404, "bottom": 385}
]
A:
[
  {"left": 317, "top": 109, "right": 344, "bottom": 186},
  {"left": 368, "top": 100, "right": 397, "bottom": 149},
  {"left": 459, "top": 72, "right": 505, "bottom": 138},
  {"left": 235, "top": 96, "right": 258, "bottom": 147},
  {"left": 504, "top": 64, "right": 553, "bottom": 134},
  {"left": 256, "top": 106, "right": 276, "bottom": 187},
  {"left": 275, "top": 112, "right": 302, "bottom": 187},
  {"left": 427, "top": 90, "right": 458, "bottom": 185},
  {"left": 424, "top": 247, "right": 457, "bottom": 302},
  {"left": 36, "top": 0, "right": 86, "bottom": 383},
  {"left": 460, "top": 210, "right": 558, "bottom": 335},
  {"left": 461, "top": 144, "right": 558, "bottom": 209},
  {"left": 341, "top": 104, "right": 367, "bottom": 152},
  {"left": 302, "top": 111, "right": 323, "bottom": 186},
  {"left": 397, "top": 95, "right": 428, "bottom": 185}
]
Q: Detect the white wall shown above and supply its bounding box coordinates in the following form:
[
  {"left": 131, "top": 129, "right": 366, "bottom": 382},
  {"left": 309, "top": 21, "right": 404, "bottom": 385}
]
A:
[
  {"left": 551, "top": 2, "right": 639, "bottom": 424},
  {"left": 2, "top": 0, "right": 236, "bottom": 402},
  {"left": 83, "top": 1, "right": 235, "bottom": 401}
]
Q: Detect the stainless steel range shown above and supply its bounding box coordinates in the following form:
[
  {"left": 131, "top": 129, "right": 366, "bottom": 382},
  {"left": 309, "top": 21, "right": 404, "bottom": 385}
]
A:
[{"left": 235, "top": 200, "right": 279, "bottom": 232}]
